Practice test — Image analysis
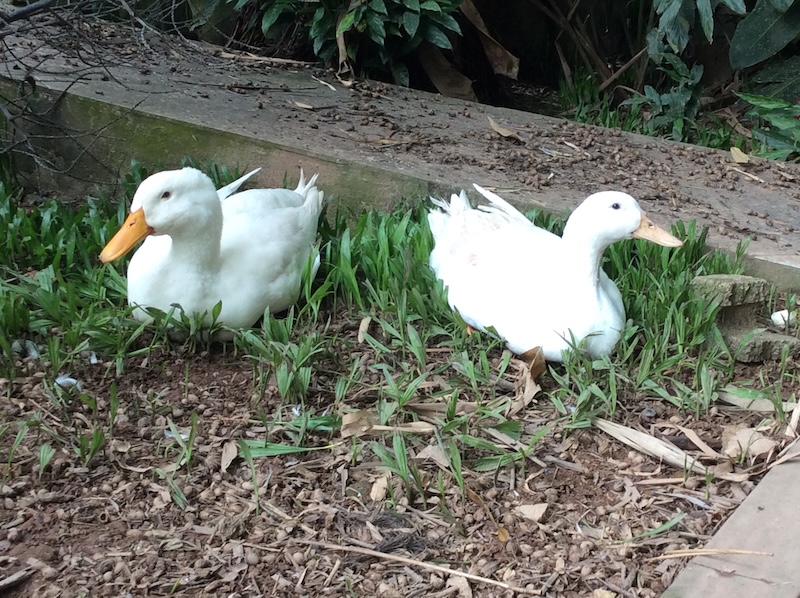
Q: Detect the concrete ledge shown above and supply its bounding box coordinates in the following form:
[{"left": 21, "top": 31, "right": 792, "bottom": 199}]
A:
[{"left": 663, "top": 443, "right": 800, "bottom": 598}]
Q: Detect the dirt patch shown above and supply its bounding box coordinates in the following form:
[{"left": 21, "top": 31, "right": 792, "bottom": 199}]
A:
[{"left": 1, "top": 332, "right": 795, "bottom": 597}]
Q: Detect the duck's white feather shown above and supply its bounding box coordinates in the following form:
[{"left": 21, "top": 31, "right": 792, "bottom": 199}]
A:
[
  {"left": 117, "top": 167, "right": 323, "bottom": 337},
  {"left": 428, "top": 186, "right": 679, "bottom": 362}
]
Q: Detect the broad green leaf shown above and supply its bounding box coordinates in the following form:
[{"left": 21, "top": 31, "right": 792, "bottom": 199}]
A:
[
  {"left": 729, "top": 0, "right": 800, "bottom": 69},
  {"left": 752, "top": 55, "right": 800, "bottom": 101},
  {"left": 768, "top": 0, "right": 795, "bottom": 12},
  {"left": 336, "top": 11, "right": 356, "bottom": 37},
  {"left": 420, "top": 0, "right": 441, "bottom": 11},
  {"left": 721, "top": 0, "right": 746, "bottom": 12},
  {"left": 422, "top": 23, "right": 451, "bottom": 49},
  {"left": 370, "top": 0, "right": 389, "bottom": 15},
  {"left": 696, "top": 0, "right": 714, "bottom": 41},
  {"left": 403, "top": 9, "right": 420, "bottom": 36},
  {"left": 403, "top": 0, "right": 420, "bottom": 11},
  {"left": 261, "top": 2, "right": 289, "bottom": 34}
]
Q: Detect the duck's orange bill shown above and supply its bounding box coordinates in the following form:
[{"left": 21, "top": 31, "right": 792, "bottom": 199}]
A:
[
  {"left": 100, "top": 208, "right": 153, "bottom": 263},
  {"left": 632, "top": 214, "right": 683, "bottom": 248}
]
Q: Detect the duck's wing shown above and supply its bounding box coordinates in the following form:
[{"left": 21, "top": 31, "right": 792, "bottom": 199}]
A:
[{"left": 216, "top": 168, "right": 262, "bottom": 201}]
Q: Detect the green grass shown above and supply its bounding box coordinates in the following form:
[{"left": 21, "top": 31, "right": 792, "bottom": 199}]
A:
[{"left": 0, "top": 159, "right": 784, "bottom": 506}]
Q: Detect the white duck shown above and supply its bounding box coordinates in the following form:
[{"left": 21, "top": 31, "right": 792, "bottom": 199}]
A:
[
  {"left": 428, "top": 185, "right": 683, "bottom": 362},
  {"left": 100, "top": 166, "right": 324, "bottom": 337}
]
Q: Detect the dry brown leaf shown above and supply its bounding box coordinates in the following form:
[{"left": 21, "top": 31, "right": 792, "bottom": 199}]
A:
[
  {"left": 722, "top": 425, "right": 778, "bottom": 460},
  {"left": 459, "top": 0, "right": 519, "bottom": 79},
  {"left": 730, "top": 147, "right": 750, "bottom": 164},
  {"left": 110, "top": 439, "right": 131, "bottom": 453},
  {"left": 221, "top": 440, "right": 238, "bottom": 473},
  {"left": 294, "top": 101, "right": 315, "bottom": 110},
  {"left": 370, "top": 474, "right": 389, "bottom": 502},
  {"left": 497, "top": 526, "right": 509, "bottom": 542},
  {"left": 335, "top": 18, "right": 354, "bottom": 86},
  {"left": 357, "top": 316, "right": 372, "bottom": 343},
  {"left": 417, "top": 41, "right": 476, "bottom": 101},
  {"left": 341, "top": 409, "right": 375, "bottom": 438},
  {"left": 513, "top": 503, "right": 548, "bottom": 522},
  {"left": 446, "top": 575, "right": 473, "bottom": 598},
  {"left": 519, "top": 346, "right": 546, "bottom": 380},
  {"left": 593, "top": 590, "right": 617, "bottom": 598},
  {"left": 413, "top": 444, "right": 451, "bottom": 469},
  {"left": 487, "top": 115, "right": 523, "bottom": 142}
]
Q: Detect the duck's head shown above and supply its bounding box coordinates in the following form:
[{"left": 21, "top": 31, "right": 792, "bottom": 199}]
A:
[
  {"left": 100, "top": 167, "right": 217, "bottom": 263},
  {"left": 566, "top": 191, "right": 683, "bottom": 249}
]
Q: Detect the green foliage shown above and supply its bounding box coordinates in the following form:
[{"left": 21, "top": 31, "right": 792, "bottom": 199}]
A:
[
  {"left": 752, "top": 55, "right": 800, "bottom": 103},
  {"left": 737, "top": 91, "right": 800, "bottom": 160},
  {"left": 622, "top": 53, "right": 704, "bottom": 141},
  {"left": 729, "top": 0, "right": 800, "bottom": 69},
  {"left": 648, "top": 0, "right": 745, "bottom": 56},
  {"left": 226, "top": 0, "right": 461, "bottom": 85}
]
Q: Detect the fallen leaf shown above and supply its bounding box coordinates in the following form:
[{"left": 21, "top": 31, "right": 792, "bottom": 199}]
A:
[
  {"left": 497, "top": 526, "right": 509, "bottom": 542},
  {"left": 593, "top": 589, "right": 617, "bottom": 598},
  {"left": 294, "top": 101, "right": 315, "bottom": 110},
  {"left": 514, "top": 503, "right": 549, "bottom": 522},
  {"left": 519, "top": 346, "right": 546, "bottom": 380},
  {"left": 487, "top": 115, "right": 523, "bottom": 142},
  {"left": 417, "top": 41, "right": 477, "bottom": 101},
  {"left": 221, "top": 440, "right": 238, "bottom": 473},
  {"left": 357, "top": 316, "right": 372, "bottom": 343},
  {"left": 370, "top": 474, "right": 389, "bottom": 502},
  {"left": 414, "top": 444, "right": 451, "bottom": 468},
  {"left": 460, "top": 0, "right": 519, "bottom": 79},
  {"left": 446, "top": 575, "right": 473, "bottom": 598},
  {"left": 341, "top": 409, "right": 375, "bottom": 438},
  {"left": 110, "top": 439, "right": 131, "bottom": 453},
  {"left": 730, "top": 147, "right": 750, "bottom": 164},
  {"left": 722, "top": 425, "right": 778, "bottom": 460}
]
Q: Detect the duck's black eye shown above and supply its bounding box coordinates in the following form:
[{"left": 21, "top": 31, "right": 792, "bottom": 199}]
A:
[
  {"left": 611, "top": 202, "right": 620, "bottom": 210},
  {"left": 161, "top": 191, "right": 171, "bottom": 200}
]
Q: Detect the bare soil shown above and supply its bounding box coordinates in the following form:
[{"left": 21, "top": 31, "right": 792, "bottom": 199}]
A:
[{"left": 1, "top": 319, "right": 797, "bottom": 597}]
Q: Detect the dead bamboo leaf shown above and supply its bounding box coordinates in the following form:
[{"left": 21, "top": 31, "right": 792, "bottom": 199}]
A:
[
  {"left": 459, "top": 0, "right": 519, "bottom": 79},
  {"left": 221, "top": 440, "right": 238, "bottom": 473},
  {"left": 519, "top": 346, "right": 546, "bottom": 380},
  {"left": 672, "top": 424, "right": 723, "bottom": 458},
  {"left": 466, "top": 486, "right": 508, "bottom": 541},
  {"left": 357, "top": 316, "right": 372, "bottom": 343},
  {"left": 594, "top": 418, "right": 749, "bottom": 482},
  {"left": 294, "top": 101, "right": 315, "bottom": 110},
  {"left": 406, "top": 400, "right": 478, "bottom": 418},
  {"left": 335, "top": 18, "right": 354, "bottom": 86},
  {"left": 311, "top": 75, "right": 336, "bottom": 91},
  {"left": 487, "top": 115, "right": 523, "bottom": 142},
  {"left": 730, "top": 146, "right": 750, "bottom": 164},
  {"left": 718, "top": 389, "right": 796, "bottom": 413},
  {"left": 513, "top": 503, "right": 548, "bottom": 522},
  {"left": 417, "top": 41, "right": 477, "bottom": 102}
]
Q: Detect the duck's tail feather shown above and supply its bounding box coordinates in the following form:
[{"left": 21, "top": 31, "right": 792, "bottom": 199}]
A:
[
  {"left": 427, "top": 190, "right": 470, "bottom": 240},
  {"left": 472, "top": 184, "right": 531, "bottom": 225},
  {"left": 217, "top": 167, "right": 262, "bottom": 201},
  {"left": 296, "top": 169, "right": 325, "bottom": 217}
]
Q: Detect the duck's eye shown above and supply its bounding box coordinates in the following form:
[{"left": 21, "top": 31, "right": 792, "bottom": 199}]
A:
[
  {"left": 161, "top": 191, "right": 171, "bottom": 200},
  {"left": 611, "top": 202, "right": 620, "bottom": 210}
]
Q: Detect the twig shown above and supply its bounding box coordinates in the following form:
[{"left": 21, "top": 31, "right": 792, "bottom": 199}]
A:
[
  {"left": 292, "top": 540, "right": 539, "bottom": 594},
  {"left": 646, "top": 548, "right": 772, "bottom": 562},
  {"left": 726, "top": 166, "right": 765, "bottom": 183},
  {"left": 599, "top": 47, "right": 648, "bottom": 93}
]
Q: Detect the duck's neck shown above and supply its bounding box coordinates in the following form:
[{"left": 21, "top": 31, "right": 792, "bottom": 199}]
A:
[
  {"left": 165, "top": 202, "right": 223, "bottom": 270},
  {"left": 561, "top": 223, "right": 609, "bottom": 288}
]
